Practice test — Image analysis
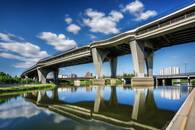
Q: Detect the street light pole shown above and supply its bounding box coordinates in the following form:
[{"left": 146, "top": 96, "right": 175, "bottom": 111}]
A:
[{"left": 184, "top": 63, "right": 187, "bottom": 74}]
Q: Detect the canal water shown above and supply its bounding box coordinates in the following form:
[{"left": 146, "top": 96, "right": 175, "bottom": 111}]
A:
[{"left": 0, "top": 85, "right": 191, "bottom": 130}]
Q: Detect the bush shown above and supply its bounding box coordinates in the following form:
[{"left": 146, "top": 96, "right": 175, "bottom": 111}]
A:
[
  {"left": 122, "top": 73, "right": 134, "bottom": 78},
  {"left": 191, "top": 80, "right": 195, "bottom": 85}
]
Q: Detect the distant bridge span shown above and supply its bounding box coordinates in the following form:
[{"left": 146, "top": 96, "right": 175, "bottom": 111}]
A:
[
  {"left": 154, "top": 72, "right": 195, "bottom": 86},
  {"left": 22, "top": 4, "right": 195, "bottom": 85}
]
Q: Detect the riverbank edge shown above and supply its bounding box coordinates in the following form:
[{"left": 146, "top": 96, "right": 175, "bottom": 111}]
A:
[
  {"left": 0, "top": 83, "right": 56, "bottom": 93},
  {"left": 166, "top": 88, "right": 195, "bottom": 130}
]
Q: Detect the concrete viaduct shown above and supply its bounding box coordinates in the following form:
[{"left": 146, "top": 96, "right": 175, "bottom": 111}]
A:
[
  {"left": 155, "top": 72, "right": 195, "bottom": 86},
  {"left": 21, "top": 4, "right": 195, "bottom": 86}
]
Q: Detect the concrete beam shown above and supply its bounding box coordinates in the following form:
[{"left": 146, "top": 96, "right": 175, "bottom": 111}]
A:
[
  {"left": 92, "top": 48, "right": 108, "bottom": 79},
  {"left": 110, "top": 57, "right": 117, "bottom": 78},
  {"left": 129, "top": 40, "right": 145, "bottom": 77}
]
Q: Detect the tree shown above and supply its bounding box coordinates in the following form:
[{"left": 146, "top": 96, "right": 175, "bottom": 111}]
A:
[{"left": 0, "top": 72, "right": 36, "bottom": 84}]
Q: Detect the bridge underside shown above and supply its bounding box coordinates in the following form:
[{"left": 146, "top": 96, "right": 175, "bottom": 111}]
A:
[{"left": 147, "top": 26, "right": 195, "bottom": 50}]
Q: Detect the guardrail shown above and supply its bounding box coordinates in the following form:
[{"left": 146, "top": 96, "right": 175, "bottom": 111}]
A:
[
  {"left": 38, "top": 46, "right": 90, "bottom": 63},
  {"left": 154, "top": 73, "right": 195, "bottom": 79},
  {"left": 137, "top": 9, "right": 195, "bottom": 35}
]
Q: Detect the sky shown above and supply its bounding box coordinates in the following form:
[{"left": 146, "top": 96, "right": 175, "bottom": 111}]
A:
[{"left": 0, "top": 0, "right": 195, "bottom": 77}]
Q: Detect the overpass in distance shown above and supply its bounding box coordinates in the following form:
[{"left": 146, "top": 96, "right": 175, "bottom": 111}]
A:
[
  {"left": 154, "top": 72, "right": 195, "bottom": 86},
  {"left": 22, "top": 3, "right": 195, "bottom": 86}
]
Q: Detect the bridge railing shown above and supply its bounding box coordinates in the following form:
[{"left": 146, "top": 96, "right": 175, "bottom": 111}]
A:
[
  {"left": 155, "top": 72, "right": 195, "bottom": 77},
  {"left": 38, "top": 46, "right": 90, "bottom": 63},
  {"left": 137, "top": 8, "right": 195, "bottom": 35}
]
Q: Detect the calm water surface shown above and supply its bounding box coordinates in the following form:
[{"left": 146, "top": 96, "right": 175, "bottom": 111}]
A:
[{"left": 0, "top": 85, "right": 191, "bottom": 130}]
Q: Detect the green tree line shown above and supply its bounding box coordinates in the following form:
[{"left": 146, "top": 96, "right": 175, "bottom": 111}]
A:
[{"left": 0, "top": 72, "right": 36, "bottom": 84}]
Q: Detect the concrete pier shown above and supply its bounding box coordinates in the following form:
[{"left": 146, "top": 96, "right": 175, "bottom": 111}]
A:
[
  {"left": 74, "top": 80, "right": 81, "bottom": 86},
  {"left": 131, "top": 77, "right": 154, "bottom": 87},
  {"left": 92, "top": 48, "right": 107, "bottom": 79},
  {"left": 129, "top": 41, "right": 154, "bottom": 86},
  {"left": 37, "top": 68, "right": 49, "bottom": 84},
  {"left": 129, "top": 40, "right": 145, "bottom": 78},
  {"left": 92, "top": 79, "right": 105, "bottom": 85},
  {"left": 110, "top": 57, "right": 117, "bottom": 78}
]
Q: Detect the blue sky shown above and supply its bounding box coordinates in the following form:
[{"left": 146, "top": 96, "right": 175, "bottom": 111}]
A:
[{"left": 0, "top": 0, "right": 195, "bottom": 76}]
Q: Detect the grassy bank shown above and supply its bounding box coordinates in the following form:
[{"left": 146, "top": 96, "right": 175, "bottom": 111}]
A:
[
  {"left": 0, "top": 83, "right": 56, "bottom": 93},
  {"left": 172, "top": 79, "right": 195, "bottom": 85}
]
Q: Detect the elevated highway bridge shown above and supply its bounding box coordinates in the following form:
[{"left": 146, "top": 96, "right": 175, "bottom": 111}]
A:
[{"left": 22, "top": 3, "right": 195, "bottom": 86}]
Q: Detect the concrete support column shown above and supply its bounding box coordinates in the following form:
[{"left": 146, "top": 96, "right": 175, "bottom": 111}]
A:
[
  {"left": 155, "top": 78, "right": 159, "bottom": 86},
  {"left": 94, "top": 86, "right": 104, "bottom": 112},
  {"left": 131, "top": 88, "right": 146, "bottom": 120},
  {"left": 51, "top": 87, "right": 59, "bottom": 101},
  {"left": 162, "top": 79, "right": 165, "bottom": 86},
  {"left": 188, "top": 77, "right": 191, "bottom": 86},
  {"left": 33, "top": 77, "right": 37, "bottom": 81},
  {"left": 129, "top": 40, "right": 145, "bottom": 77},
  {"left": 25, "top": 75, "right": 28, "bottom": 79},
  {"left": 109, "top": 86, "right": 118, "bottom": 106},
  {"left": 37, "top": 68, "right": 50, "bottom": 84},
  {"left": 110, "top": 57, "right": 117, "bottom": 78},
  {"left": 37, "top": 90, "right": 46, "bottom": 103},
  {"left": 53, "top": 68, "right": 59, "bottom": 83},
  {"left": 92, "top": 48, "right": 107, "bottom": 79},
  {"left": 145, "top": 51, "right": 153, "bottom": 77}
]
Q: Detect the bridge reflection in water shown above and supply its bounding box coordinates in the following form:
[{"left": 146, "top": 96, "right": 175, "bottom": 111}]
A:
[{"left": 24, "top": 85, "right": 190, "bottom": 130}]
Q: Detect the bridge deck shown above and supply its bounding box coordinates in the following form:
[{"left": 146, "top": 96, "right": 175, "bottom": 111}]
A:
[{"left": 155, "top": 73, "right": 195, "bottom": 79}]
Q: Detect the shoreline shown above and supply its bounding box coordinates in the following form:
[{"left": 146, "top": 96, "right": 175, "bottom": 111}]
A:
[{"left": 0, "top": 83, "right": 56, "bottom": 93}]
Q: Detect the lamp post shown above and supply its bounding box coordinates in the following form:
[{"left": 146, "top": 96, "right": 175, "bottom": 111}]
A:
[{"left": 184, "top": 63, "right": 187, "bottom": 74}]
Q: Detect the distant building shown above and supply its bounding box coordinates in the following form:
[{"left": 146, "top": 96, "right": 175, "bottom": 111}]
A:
[
  {"left": 160, "top": 67, "right": 180, "bottom": 75},
  {"left": 70, "top": 73, "right": 77, "bottom": 78},
  {"left": 85, "top": 72, "right": 93, "bottom": 78},
  {"left": 58, "top": 74, "right": 68, "bottom": 78},
  {"left": 58, "top": 74, "right": 63, "bottom": 78},
  {"left": 63, "top": 75, "right": 68, "bottom": 78}
]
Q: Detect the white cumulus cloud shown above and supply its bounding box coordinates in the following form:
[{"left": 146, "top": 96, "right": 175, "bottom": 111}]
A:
[
  {"left": 66, "top": 24, "right": 81, "bottom": 34},
  {"left": 0, "top": 33, "right": 49, "bottom": 68},
  {"left": 83, "top": 9, "right": 123, "bottom": 34},
  {"left": 138, "top": 10, "right": 157, "bottom": 20},
  {"left": 65, "top": 17, "right": 73, "bottom": 24},
  {"left": 123, "top": 0, "right": 157, "bottom": 21},
  {"left": 110, "top": 10, "right": 124, "bottom": 22},
  {"left": 38, "top": 32, "right": 77, "bottom": 51},
  {"left": 123, "top": 0, "right": 143, "bottom": 13},
  {"left": 0, "top": 33, "right": 13, "bottom": 42}
]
